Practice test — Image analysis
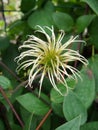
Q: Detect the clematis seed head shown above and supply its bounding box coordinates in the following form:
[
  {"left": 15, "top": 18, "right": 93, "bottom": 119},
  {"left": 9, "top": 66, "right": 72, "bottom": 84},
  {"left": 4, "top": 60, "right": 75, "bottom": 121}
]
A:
[{"left": 15, "top": 25, "right": 88, "bottom": 96}]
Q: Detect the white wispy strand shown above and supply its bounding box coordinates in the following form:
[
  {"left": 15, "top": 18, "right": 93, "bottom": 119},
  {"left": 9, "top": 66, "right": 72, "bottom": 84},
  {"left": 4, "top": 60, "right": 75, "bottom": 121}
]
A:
[{"left": 15, "top": 25, "right": 88, "bottom": 96}]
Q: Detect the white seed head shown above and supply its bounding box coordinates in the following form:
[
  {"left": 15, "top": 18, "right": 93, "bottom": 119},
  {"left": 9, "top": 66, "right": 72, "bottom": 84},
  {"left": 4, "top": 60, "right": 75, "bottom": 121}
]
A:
[{"left": 15, "top": 26, "right": 88, "bottom": 96}]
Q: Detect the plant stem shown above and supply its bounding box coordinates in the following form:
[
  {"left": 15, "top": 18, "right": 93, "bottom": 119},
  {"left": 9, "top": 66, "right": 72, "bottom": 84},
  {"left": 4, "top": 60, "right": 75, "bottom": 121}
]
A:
[
  {"left": 36, "top": 108, "right": 52, "bottom": 130},
  {"left": 0, "top": 86, "right": 24, "bottom": 128},
  {"left": 92, "top": 45, "right": 95, "bottom": 60},
  {"left": 1, "top": 0, "right": 7, "bottom": 32},
  {"left": 0, "top": 61, "right": 22, "bottom": 82}
]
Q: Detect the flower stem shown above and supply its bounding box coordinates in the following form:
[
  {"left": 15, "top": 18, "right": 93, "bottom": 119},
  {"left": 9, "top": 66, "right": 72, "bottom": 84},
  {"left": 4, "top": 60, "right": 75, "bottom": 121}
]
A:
[
  {"left": 0, "top": 86, "right": 24, "bottom": 128},
  {"left": 0, "top": 61, "right": 22, "bottom": 82},
  {"left": 36, "top": 108, "right": 52, "bottom": 130},
  {"left": 92, "top": 45, "right": 95, "bottom": 61}
]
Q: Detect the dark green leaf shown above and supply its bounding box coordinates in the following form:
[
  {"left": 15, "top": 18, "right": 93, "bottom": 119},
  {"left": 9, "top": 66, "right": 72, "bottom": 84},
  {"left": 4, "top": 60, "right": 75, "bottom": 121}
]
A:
[
  {"left": 74, "top": 67, "right": 95, "bottom": 109},
  {"left": 0, "top": 120, "right": 5, "bottom": 130},
  {"left": 81, "top": 0, "right": 98, "bottom": 15},
  {"left": 28, "top": 9, "right": 54, "bottom": 29},
  {"left": 88, "top": 55, "right": 98, "bottom": 93},
  {"left": 42, "top": 77, "right": 52, "bottom": 94},
  {"left": 36, "top": 0, "right": 46, "bottom": 8},
  {"left": 8, "top": 20, "right": 32, "bottom": 40},
  {"left": 2, "top": 44, "right": 18, "bottom": 73},
  {"left": 63, "top": 90, "right": 87, "bottom": 125},
  {"left": 23, "top": 113, "right": 34, "bottom": 130},
  {"left": 42, "top": 116, "right": 51, "bottom": 130},
  {"left": 16, "top": 93, "right": 50, "bottom": 115},
  {"left": 89, "top": 17, "right": 98, "bottom": 49},
  {"left": 56, "top": 116, "right": 81, "bottom": 130},
  {"left": 44, "top": 1, "right": 55, "bottom": 13},
  {"left": 0, "top": 75, "right": 12, "bottom": 90},
  {"left": 0, "top": 36, "right": 10, "bottom": 51},
  {"left": 50, "top": 79, "right": 76, "bottom": 104},
  {"left": 81, "top": 122, "right": 98, "bottom": 130},
  {"left": 52, "top": 12, "right": 74, "bottom": 31},
  {"left": 52, "top": 103, "right": 64, "bottom": 117},
  {"left": 11, "top": 124, "right": 22, "bottom": 130},
  {"left": 20, "top": 0, "right": 36, "bottom": 13},
  {"left": 50, "top": 83, "right": 66, "bottom": 104},
  {"left": 76, "top": 15, "right": 95, "bottom": 33}
]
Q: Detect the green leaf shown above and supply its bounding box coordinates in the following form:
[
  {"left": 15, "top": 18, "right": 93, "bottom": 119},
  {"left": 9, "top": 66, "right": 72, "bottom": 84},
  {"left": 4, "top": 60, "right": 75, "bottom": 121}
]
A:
[
  {"left": 74, "top": 67, "right": 95, "bottom": 109},
  {"left": 42, "top": 116, "right": 51, "bottom": 130},
  {"left": 52, "top": 103, "right": 64, "bottom": 117},
  {"left": 52, "top": 12, "right": 74, "bottom": 32},
  {"left": 50, "top": 83, "right": 66, "bottom": 104},
  {"left": 20, "top": 0, "right": 36, "bottom": 13},
  {"left": 20, "top": 106, "right": 38, "bottom": 130},
  {"left": 88, "top": 55, "right": 98, "bottom": 93},
  {"left": 0, "top": 36, "right": 10, "bottom": 51},
  {"left": 8, "top": 20, "right": 32, "bottom": 40},
  {"left": 28, "top": 9, "right": 54, "bottom": 29},
  {"left": 63, "top": 90, "right": 87, "bottom": 125},
  {"left": 16, "top": 93, "right": 50, "bottom": 115},
  {"left": 0, "top": 119, "right": 5, "bottom": 130},
  {"left": 23, "top": 113, "right": 34, "bottom": 130},
  {"left": 81, "top": 0, "right": 98, "bottom": 15},
  {"left": 2, "top": 44, "right": 18, "bottom": 74},
  {"left": 50, "top": 79, "right": 76, "bottom": 104},
  {"left": 0, "top": 75, "right": 12, "bottom": 90},
  {"left": 44, "top": 1, "right": 55, "bottom": 13},
  {"left": 76, "top": 15, "right": 95, "bottom": 33},
  {"left": 11, "top": 124, "right": 22, "bottom": 130},
  {"left": 56, "top": 116, "right": 81, "bottom": 130},
  {"left": 89, "top": 17, "right": 98, "bottom": 49},
  {"left": 42, "top": 77, "right": 52, "bottom": 94},
  {"left": 80, "top": 122, "right": 98, "bottom": 130},
  {"left": 36, "top": 0, "right": 46, "bottom": 8}
]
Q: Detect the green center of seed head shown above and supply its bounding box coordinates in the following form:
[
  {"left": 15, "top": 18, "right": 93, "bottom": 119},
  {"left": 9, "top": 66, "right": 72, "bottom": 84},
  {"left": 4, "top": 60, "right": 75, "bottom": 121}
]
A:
[{"left": 41, "top": 49, "right": 59, "bottom": 68}]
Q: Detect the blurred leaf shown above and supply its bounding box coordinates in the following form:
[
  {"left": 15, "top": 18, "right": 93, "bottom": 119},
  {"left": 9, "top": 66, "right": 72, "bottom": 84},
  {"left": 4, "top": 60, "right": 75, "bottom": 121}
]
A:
[
  {"left": 51, "top": 113, "right": 63, "bottom": 129},
  {"left": 8, "top": 20, "right": 32, "bottom": 40},
  {"left": 36, "top": 0, "right": 46, "bottom": 8},
  {"left": 16, "top": 93, "right": 50, "bottom": 115},
  {"left": 6, "top": 109, "right": 13, "bottom": 123},
  {"left": 81, "top": 0, "right": 98, "bottom": 15},
  {"left": 20, "top": 106, "right": 38, "bottom": 130},
  {"left": 42, "top": 116, "right": 51, "bottom": 130},
  {"left": 42, "top": 77, "right": 52, "bottom": 94},
  {"left": 23, "top": 113, "right": 34, "bottom": 130},
  {"left": 28, "top": 9, "right": 54, "bottom": 28},
  {"left": 80, "top": 122, "right": 98, "bottom": 130},
  {"left": 39, "top": 92, "right": 50, "bottom": 105},
  {"left": 56, "top": 116, "right": 81, "bottom": 130},
  {"left": 55, "top": 2, "right": 85, "bottom": 17},
  {"left": 20, "top": 0, "right": 36, "bottom": 13},
  {"left": 50, "top": 79, "right": 76, "bottom": 104},
  {"left": 74, "top": 67, "right": 95, "bottom": 109},
  {"left": 52, "top": 12, "right": 74, "bottom": 32},
  {"left": 0, "top": 75, "right": 12, "bottom": 90},
  {"left": 63, "top": 90, "right": 87, "bottom": 125},
  {"left": 0, "top": 120, "right": 5, "bottom": 130},
  {"left": 52, "top": 103, "right": 64, "bottom": 117},
  {"left": 89, "top": 17, "right": 98, "bottom": 49},
  {"left": 2, "top": 44, "right": 18, "bottom": 73},
  {"left": 44, "top": 1, "right": 55, "bottom": 13},
  {"left": 50, "top": 83, "right": 66, "bottom": 104},
  {"left": 88, "top": 55, "right": 98, "bottom": 93},
  {"left": 0, "top": 36, "right": 10, "bottom": 51},
  {"left": 76, "top": 15, "right": 95, "bottom": 33},
  {"left": 0, "top": 20, "right": 4, "bottom": 30},
  {"left": 11, "top": 124, "right": 22, "bottom": 130},
  {"left": 28, "top": 2, "right": 54, "bottom": 28}
]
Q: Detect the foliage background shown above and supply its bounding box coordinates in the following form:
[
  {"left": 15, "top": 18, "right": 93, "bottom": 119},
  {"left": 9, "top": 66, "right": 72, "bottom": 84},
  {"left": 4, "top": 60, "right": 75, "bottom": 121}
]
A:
[{"left": 0, "top": 0, "right": 98, "bottom": 130}]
